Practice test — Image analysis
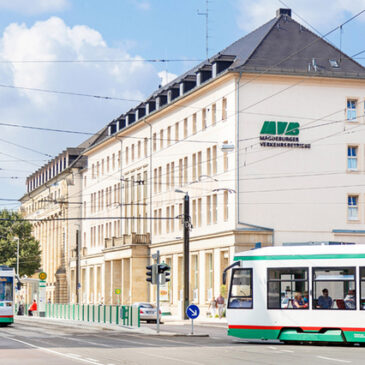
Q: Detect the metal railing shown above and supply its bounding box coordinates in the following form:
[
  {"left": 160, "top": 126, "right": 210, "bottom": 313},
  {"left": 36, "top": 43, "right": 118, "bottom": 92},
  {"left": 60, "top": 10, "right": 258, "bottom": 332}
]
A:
[{"left": 17, "top": 303, "right": 140, "bottom": 327}]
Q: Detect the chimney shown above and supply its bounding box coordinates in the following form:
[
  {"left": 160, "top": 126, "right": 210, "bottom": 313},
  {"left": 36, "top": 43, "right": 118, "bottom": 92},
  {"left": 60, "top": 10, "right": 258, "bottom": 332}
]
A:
[{"left": 276, "top": 8, "right": 291, "bottom": 17}]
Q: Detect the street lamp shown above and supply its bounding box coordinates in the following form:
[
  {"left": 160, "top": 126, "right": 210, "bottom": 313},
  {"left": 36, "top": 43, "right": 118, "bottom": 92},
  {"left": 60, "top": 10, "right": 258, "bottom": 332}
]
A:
[{"left": 175, "top": 189, "right": 191, "bottom": 319}]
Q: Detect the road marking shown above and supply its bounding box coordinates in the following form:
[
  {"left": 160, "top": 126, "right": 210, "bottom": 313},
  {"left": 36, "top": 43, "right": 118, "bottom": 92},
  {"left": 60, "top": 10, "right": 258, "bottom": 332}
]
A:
[
  {"left": 1, "top": 335, "right": 102, "bottom": 365},
  {"left": 268, "top": 346, "right": 277, "bottom": 350},
  {"left": 280, "top": 350, "right": 294, "bottom": 353},
  {"left": 317, "top": 356, "right": 351, "bottom": 363},
  {"left": 86, "top": 359, "right": 99, "bottom": 362}
]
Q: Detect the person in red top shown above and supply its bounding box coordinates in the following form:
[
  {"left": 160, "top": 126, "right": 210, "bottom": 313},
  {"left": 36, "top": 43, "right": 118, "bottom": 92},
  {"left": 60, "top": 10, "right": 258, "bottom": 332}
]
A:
[{"left": 28, "top": 299, "right": 37, "bottom": 316}]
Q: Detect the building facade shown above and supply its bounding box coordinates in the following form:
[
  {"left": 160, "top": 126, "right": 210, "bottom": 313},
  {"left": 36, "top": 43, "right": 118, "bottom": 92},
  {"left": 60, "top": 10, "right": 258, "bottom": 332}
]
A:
[{"left": 20, "top": 9, "right": 365, "bottom": 313}]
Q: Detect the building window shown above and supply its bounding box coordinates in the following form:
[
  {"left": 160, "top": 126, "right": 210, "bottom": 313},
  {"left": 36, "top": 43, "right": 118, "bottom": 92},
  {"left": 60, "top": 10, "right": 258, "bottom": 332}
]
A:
[
  {"left": 192, "top": 113, "right": 197, "bottom": 134},
  {"left": 313, "top": 267, "right": 356, "bottom": 310},
  {"left": 206, "top": 195, "right": 211, "bottom": 225},
  {"left": 192, "top": 199, "right": 197, "bottom": 228},
  {"left": 224, "top": 191, "right": 228, "bottom": 221},
  {"left": 206, "top": 253, "right": 213, "bottom": 301},
  {"left": 167, "top": 126, "right": 171, "bottom": 146},
  {"left": 184, "top": 157, "right": 188, "bottom": 185},
  {"left": 192, "top": 255, "right": 199, "bottom": 302},
  {"left": 125, "top": 147, "right": 129, "bottom": 165},
  {"left": 101, "top": 159, "right": 104, "bottom": 175},
  {"left": 348, "top": 195, "right": 358, "bottom": 220},
  {"left": 212, "top": 194, "right": 217, "bottom": 224},
  {"left": 160, "top": 129, "right": 164, "bottom": 150},
  {"left": 112, "top": 153, "right": 115, "bottom": 170},
  {"left": 222, "top": 97, "right": 227, "bottom": 121},
  {"left": 175, "top": 122, "right": 179, "bottom": 142},
  {"left": 206, "top": 148, "right": 211, "bottom": 176},
  {"left": 144, "top": 138, "right": 148, "bottom": 157},
  {"left": 171, "top": 162, "right": 175, "bottom": 188},
  {"left": 158, "top": 166, "right": 162, "bottom": 192},
  {"left": 228, "top": 269, "right": 253, "bottom": 309},
  {"left": 347, "top": 146, "right": 358, "bottom": 170},
  {"left": 212, "top": 103, "right": 216, "bottom": 126},
  {"left": 138, "top": 141, "right": 141, "bottom": 159},
  {"left": 223, "top": 140, "right": 228, "bottom": 171},
  {"left": 170, "top": 205, "right": 175, "bottom": 231},
  {"left": 198, "top": 198, "right": 202, "bottom": 227},
  {"left": 179, "top": 203, "right": 183, "bottom": 230},
  {"left": 347, "top": 100, "right": 357, "bottom": 121},
  {"left": 166, "top": 163, "right": 170, "bottom": 189},
  {"left": 198, "top": 151, "right": 202, "bottom": 177},
  {"left": 106, "top": 156, "right": 110, "bottom": 173},
  {"left": 132, "top": 144, "right": 135, "bottom": 161},
  {"left": 184, "top": 118, "right": 188, "bottom": 138},
  {"left": 192, "top": 153, "right": 197, "bottom": 181},
  {"left": 267, "top": 268, "right": 308, "bottom": 309},
  {"left": 212, "top": 145, "right": 217, "bottom": 175},
  {"left": 97, "top": 161, "right": 100, "bottom": 177},
  {"left": 166, "top": 206, "right": 170, "bottom": 233},
  {"left": 118, "top": 150, "right": 121, "bottom": 168},
  {"left": 92, "top": 164, "right": 95, "bottom": 179},
  {"left": 154, "top": 209, "right": 157, "bottom": 235},
  {"left": 179, "top": 159, "right": 183, "bottom": 186},
  {"left": 153, "top": 168, "right": 157, "bottom": 193},
  {"left": 153, "top": 133, "right": 157, "bottom": 152},
  {"left": 202, "top": 108, "right": 206, "bottom": 130}
]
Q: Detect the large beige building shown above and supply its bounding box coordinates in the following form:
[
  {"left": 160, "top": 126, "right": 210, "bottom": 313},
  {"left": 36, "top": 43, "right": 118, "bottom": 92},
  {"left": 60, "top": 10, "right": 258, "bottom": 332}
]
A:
[{"left": 21, "top": 9, "right": 365, "bottom": 313}]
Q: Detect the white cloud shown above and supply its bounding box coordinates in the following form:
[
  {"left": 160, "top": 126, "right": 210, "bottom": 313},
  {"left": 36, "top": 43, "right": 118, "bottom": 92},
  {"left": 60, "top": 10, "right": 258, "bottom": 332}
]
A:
[
  {"left": 0, "top": 0, "right": 69, "bottom": 15},
  {"left": 235, "top": 0, "right": 365, "bottom": 32},
  {"left": 158, "top": 71, "right": 178, "bottom": 86},
  {"left": 132, "top": 0, "right": 151, "bottom": 11},
  {"left": 0, "top": 17, "right": 160, "bottom": 201}
]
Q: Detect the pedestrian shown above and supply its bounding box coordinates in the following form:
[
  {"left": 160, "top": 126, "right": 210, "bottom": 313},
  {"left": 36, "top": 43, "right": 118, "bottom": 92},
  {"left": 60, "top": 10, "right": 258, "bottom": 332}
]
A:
[
  {"left": 28, "top": 299, "right": 37, "bottom": 316},
  {"left": 208, "top": 297, "right": 217, "bottom": 318},
  {"left": 216, "top": 294, "right": 225, "bottom": 319},
  {"left": 17, "top": 301, "right": 24, "bottom": 316}
]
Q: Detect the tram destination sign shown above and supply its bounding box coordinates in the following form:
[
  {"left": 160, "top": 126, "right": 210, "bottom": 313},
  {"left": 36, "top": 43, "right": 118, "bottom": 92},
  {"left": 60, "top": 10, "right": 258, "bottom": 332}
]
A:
[{"left": 260, "top": 121, "right": 311, "bottom": 149}]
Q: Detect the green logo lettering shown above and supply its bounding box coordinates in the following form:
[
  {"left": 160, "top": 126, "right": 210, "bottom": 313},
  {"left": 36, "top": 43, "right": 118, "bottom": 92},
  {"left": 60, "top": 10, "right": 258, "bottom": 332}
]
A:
[
  {"left": 285, "top": 122, "right": 300, "bottom": 136},
  {"left": 277, "top": 122, "right": 287, "bottom": 135},
  {"left": 260, "top": 121, "right": 276, "bottom": 135}
]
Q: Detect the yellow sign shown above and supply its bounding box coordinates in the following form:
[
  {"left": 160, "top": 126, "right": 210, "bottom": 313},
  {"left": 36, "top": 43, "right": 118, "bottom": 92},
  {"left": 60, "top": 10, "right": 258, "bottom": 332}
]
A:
[
  {"left": 39, "top": 272, "right": 47, "bottom": 280},
  {"left": 115, "top": 288, "right": 121, "bottom": 295}
]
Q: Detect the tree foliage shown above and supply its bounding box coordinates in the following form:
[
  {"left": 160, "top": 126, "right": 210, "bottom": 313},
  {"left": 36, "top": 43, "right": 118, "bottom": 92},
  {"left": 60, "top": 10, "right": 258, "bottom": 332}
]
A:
[{"left": 0, "top": 210, "right": 41, "bottom": 277}]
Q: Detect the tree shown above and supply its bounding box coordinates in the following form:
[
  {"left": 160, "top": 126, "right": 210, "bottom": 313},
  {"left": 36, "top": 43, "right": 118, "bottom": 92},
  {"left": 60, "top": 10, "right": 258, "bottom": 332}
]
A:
[{"left": 0, "top": 210, "right": 41, "bottom": 277}]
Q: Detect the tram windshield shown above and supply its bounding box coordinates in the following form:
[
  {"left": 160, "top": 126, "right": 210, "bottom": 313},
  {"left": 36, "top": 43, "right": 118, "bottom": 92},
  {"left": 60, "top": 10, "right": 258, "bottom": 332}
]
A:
[
  {"left": 228, "top": 268, "right": 253, "bottom": 308},
  {"left": 0, "top": 277, "right": 13, "bottom": 302}
]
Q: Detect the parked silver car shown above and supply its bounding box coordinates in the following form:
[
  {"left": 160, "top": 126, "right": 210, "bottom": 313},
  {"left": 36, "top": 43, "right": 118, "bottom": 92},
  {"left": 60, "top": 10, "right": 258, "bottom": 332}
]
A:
[{"left": 134, "top": 302, "right": 162, "bottom": 323}]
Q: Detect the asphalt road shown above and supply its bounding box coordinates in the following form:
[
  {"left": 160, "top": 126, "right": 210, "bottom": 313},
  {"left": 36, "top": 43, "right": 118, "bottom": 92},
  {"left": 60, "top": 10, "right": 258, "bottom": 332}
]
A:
[{"left": 1, "top": 319, "right": 365, "bottom": 365}]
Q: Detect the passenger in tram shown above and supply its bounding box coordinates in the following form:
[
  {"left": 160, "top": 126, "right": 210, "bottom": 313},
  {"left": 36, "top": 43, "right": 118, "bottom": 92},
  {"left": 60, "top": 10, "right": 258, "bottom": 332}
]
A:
[
  {"left": 303, "top": 291, "right": 309, "bottom": 305},
  {"left": 317, "top": 289, "right": 333, "bottom": 309},
  {"left": 229, "top": 298, "right": 252, "bottom": 308},
  {"left": 344, "top": 289, "right": 356, "bottom": 309},
  {"left": 293, "top": 292, "right": 308, "bottom": 308}
]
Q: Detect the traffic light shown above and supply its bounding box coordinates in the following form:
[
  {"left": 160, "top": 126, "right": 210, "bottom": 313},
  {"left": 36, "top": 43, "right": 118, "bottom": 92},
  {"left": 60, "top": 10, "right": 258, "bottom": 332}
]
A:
[
  {"left": 158, "top": 263, "right": 170, "bottom": 285},
  {"left": 146, "top": 264, "right": 157, "bottom": 284}
]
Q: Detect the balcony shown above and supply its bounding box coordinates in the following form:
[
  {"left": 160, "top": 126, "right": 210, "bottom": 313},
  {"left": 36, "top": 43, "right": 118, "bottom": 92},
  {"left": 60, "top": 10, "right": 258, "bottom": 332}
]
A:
[{"left": 104, "top": 233, "right": 151, "bottom": 249}]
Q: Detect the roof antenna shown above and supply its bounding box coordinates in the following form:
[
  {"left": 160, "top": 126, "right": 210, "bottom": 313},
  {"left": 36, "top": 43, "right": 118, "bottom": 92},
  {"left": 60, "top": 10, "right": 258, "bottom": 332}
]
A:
[
  {"left": 339, "top": 25, "right": 343, "bottom": 63},
  {"left": 197, "top": 0, "right": 210, "bottom": 59}
]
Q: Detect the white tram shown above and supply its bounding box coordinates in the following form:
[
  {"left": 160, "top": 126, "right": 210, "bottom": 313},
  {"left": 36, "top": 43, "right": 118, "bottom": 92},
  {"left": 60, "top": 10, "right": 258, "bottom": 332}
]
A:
[
  {"left": 225, "top": 245, "right": 365, "bottom": 343},
  {"left": 0, "top": 265, "right": 15, "bottom": 326}
]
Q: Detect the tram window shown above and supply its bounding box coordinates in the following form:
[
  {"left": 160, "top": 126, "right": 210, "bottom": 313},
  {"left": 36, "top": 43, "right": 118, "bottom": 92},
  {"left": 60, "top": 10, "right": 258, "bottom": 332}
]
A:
[
  {"left": 0, "top": 278, "right": 13, "bottom": 302},
  {"left": 267, "top": 268, "right": 308, "bottom": 310},
  {"left": 360, "top": 267, "right": 365, "bottom": 310},
  {"left": 312, "top": 267, "right": 356, "bottom": 310},
  {"left": 228, "top": 268, "right": 253, "bottom": 309}
]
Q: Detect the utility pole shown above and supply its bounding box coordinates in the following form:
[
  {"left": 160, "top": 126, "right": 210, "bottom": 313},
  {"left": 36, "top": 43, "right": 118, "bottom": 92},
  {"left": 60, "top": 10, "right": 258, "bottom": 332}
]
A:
[
  {"left": 197, "top": 0, "right": 209, "bottom": 59},
  {"left": 76, "top": 229, "right": 80, "bottom": 304},
  {"left": 183, "top": 193, "right": 190, "bottom": 319},
  {"left": 15, "top": 237, "right": 19, "bottom": 276}
]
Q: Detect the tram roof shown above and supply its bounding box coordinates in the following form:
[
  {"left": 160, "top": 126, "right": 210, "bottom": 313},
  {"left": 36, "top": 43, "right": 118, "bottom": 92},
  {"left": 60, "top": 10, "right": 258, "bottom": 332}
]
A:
[{"left": 234, "top": 244, "right": 365, "bottom": 261}]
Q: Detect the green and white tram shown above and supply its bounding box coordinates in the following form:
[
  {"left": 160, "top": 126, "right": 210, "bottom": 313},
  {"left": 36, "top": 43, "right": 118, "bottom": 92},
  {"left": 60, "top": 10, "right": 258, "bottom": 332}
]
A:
[
  {"left": 225, "top": 244, "right": 365, "bottom": 343},
  {"left": 0, "top": 265, "right": 15, "bottom": 326}
]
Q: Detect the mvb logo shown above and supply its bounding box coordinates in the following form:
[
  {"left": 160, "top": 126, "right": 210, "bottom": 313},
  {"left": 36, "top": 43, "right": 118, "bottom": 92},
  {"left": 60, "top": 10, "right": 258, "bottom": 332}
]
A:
[{"left": 260, "top": 121, "right": 300, "bottom": 136}]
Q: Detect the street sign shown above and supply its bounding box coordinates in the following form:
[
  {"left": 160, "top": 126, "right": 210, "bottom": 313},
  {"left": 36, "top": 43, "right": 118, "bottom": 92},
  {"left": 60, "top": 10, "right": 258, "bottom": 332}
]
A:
[
  {"left": 39, "top": 272, "right": 47, "bottom": 280},
  {"left": 115, "top": 288, "right": 121, "bottom": 295},
  {"left": 186, "top": 304, "right": 200, "bottom": 319}
]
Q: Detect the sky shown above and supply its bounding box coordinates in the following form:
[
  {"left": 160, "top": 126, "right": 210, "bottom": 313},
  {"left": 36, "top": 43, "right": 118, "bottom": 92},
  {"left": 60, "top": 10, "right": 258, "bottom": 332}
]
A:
[{"left": 0, "top": 0, "right": 364, "bottom": 210}]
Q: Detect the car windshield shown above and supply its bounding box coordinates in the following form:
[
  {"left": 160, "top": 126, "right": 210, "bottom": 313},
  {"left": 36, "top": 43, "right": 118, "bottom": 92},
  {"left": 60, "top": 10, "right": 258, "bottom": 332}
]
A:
[{"left": 140, "top": 304, "right": 154, "bottom": 308}]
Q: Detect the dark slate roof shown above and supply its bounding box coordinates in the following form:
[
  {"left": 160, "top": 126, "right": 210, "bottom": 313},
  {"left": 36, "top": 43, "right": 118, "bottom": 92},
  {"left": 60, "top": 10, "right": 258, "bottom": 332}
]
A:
[{"left": 226, "top": 14, "right": 365, "bottom": 78}]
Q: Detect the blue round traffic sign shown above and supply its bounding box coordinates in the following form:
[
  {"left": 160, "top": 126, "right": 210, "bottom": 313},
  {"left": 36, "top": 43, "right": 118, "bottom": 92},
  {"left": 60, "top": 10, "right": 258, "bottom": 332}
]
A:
[{"left": 186, "top": 304, "right": 200, "bottom": 319}]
